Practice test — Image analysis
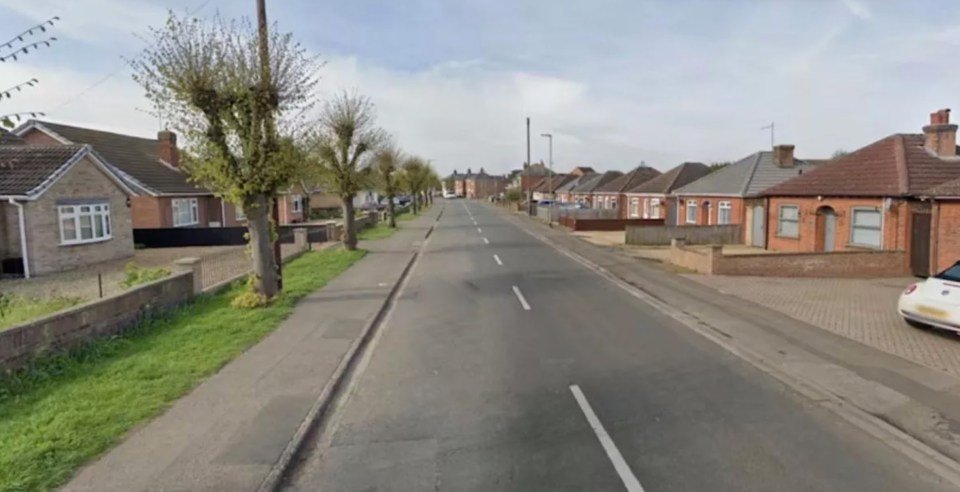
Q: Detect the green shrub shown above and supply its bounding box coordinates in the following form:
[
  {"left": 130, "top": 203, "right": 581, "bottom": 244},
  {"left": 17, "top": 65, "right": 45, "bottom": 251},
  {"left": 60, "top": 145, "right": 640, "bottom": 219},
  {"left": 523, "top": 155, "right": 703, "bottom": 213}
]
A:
[
  {"left": 120, "top": 263, "right": 170, "bottom": 289},
  {"left": 0, "top": 293, "right": 85, "bottom": 331},
  {"left": 230, "top": 291, "right": 269, "bottom": 309}
]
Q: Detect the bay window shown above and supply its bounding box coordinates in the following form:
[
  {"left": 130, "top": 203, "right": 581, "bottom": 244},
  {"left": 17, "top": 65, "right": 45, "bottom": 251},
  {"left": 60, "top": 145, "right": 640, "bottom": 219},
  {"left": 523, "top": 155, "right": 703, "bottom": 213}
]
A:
[
  {"left": 59, "top": 203, "right": 111, "bottom": 245},
  {"left": 172, "top": 198, "right": 199, "bottom": 227}
]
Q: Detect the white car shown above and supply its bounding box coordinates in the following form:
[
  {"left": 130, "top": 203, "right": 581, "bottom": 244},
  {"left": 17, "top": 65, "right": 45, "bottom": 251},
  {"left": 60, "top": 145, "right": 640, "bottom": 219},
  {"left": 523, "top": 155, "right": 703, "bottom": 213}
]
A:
[
  {"left": 899, "top": 264, "right": 960, "bottom": 333},
  {"left": 443, "top": 191, "right": 458, "bottom": 199}
]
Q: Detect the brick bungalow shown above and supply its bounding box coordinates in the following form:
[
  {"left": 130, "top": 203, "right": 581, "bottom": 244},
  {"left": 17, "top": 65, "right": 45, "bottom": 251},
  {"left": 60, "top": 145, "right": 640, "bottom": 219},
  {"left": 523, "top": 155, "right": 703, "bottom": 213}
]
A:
[
  {"left": 761, "top": 109, "right": 960, "bottom": 276},
  {"left": 15, "top": 120, "right": 226, "bottom": 229},
  {"left": 592, "top": 165, "right": 662, "bottom": 218},
  {"left": 572, "top": 171, "right": 622, "bottom": 207},
  {"left": 672, "top": 145, "right": 819, "bottom": 246},
  {"left": 532, "top": 174, "right": 576, "bottom": 201},
  {"left": 556, "top": 173, "right": 592, "bottom": 204},
  {"left": 624, "top": 162, "right": 710, "bottom": 225},
  {"left": 0, "top": 144, "right": 136, "bottom": 277}
]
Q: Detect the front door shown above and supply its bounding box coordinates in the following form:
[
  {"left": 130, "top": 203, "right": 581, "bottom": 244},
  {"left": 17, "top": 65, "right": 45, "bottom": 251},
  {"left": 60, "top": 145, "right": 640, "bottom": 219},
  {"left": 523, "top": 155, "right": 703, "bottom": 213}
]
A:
[
  {"left": 911, "top": 212, "right": 932, "bottom": 277},
  {"left": 752, "top": 206, "right": 765, "bottom": 247},
  {"left": 817, "top": 208, "right": 837, "bottom": 252}
]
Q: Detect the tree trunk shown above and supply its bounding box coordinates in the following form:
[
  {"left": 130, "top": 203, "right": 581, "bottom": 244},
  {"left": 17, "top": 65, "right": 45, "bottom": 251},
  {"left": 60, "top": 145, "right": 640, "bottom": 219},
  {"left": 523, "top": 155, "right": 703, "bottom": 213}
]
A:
[
  {"left": 342, "top": 195, "right": 358, "bottom": 250},
  {"left": 247, "top": 193, "right": 280, "bottom": 298},
  {"left": 387, "top": 194, "right": 397, "bottom": 228},
  {"left": 412, "top": 194, "right": 419, "bottom": 214}
]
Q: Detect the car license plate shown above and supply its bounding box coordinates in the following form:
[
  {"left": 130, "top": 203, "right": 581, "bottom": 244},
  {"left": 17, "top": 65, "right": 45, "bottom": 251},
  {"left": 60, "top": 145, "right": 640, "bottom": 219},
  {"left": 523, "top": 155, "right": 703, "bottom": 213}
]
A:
[{"left": 917, "top": 305, "right": 947, "bottom": 319}]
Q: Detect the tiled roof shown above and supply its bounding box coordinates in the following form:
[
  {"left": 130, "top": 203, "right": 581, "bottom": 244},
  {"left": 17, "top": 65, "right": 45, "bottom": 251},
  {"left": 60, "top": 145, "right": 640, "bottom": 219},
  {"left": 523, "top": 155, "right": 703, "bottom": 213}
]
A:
[
  {"left": 25, "top": 120, "right": 210, "bottom": 195},
  {"left": 762, "top": 134, "right": 960, "bottom": 197},
  {"left": 0, "top": 128, "right": 24, "bottom": 145},
  {"left": 627, "top": 162, "right": 710, "bottom": 194},
  {"left": 532, "top": 174, "right": 573, "bottom": 193},
  {"left": 0, "top": 144, "right": 85, "bottom": 196},
  {"left": 556, "top": 173, "right": 596, "bottom": 192},
  {"left": 674, "top": 151, "right": 818, "bottom": 196},
  {"left": 573, "top": 171, "right": 622, "bottom": 193},
  {"left": 596, "top": 166, "right": 661, "bottom": 193}
]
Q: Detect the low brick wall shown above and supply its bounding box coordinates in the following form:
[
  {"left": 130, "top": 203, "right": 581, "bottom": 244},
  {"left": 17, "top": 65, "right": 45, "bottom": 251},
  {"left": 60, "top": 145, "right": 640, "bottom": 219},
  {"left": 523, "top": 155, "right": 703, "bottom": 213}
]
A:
[
  {"left": 627, "top": 224, "right": 741, "bottom": 246},
  {"left": 561, "top": 217, "right": 664, "bottom": 231},
  {"left": 0, "top": 272, "right": 194, "bottom": 371},
  {"left": 666, "top": 239, "right": 907, "bottom": 277},
  {"left": 715, "top": 250, "right": 908, "bottom": 277},
  {"left": 670, "top": 244, "right": 715, "bottom": 274}
]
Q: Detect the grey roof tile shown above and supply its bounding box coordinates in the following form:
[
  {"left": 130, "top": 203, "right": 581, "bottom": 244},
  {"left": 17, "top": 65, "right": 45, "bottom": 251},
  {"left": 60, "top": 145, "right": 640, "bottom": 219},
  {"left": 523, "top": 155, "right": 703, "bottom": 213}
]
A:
[
  {"left": 673, "top": 151, "right": 818, "bottom": 196},
  {"left": 0, "top": 144, "right": 85, "bottom": 196},
  {"left": 30, "top": 121, "right": 210, "bottom": 195}
]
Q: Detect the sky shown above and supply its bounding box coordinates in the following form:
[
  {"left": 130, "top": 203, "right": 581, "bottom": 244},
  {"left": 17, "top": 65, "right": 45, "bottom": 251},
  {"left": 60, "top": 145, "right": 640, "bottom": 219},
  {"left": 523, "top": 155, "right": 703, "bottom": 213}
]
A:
[{"left": 1, "top": 0, "right": 960, "bottom": 176}]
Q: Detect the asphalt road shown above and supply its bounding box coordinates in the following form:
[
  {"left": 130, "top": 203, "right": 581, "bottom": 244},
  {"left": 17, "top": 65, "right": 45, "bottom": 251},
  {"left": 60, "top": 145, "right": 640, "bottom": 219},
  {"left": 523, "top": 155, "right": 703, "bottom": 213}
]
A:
[{"left": 284, "top": 201, "right": 958, "bottom": 492}]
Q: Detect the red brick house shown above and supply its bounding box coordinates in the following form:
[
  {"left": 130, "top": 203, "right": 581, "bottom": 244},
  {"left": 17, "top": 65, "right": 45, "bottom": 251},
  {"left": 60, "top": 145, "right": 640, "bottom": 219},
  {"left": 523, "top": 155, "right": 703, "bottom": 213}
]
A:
[
  {"left": 672, "top": 145, "right": 819, "bottom": 246},
  {"left": 592, "top": 165, "right": 662, "bottom": 218},
  {"left": 624, "top": 162, "right": 710, "bottom": 225},
  {"left": 531, "top": 174, "right": 576, "bottom": 201},
  {"left": 464, "top": 168, "right": 508, "bottom": 199},
  {"left": 15, "top": 120, "right": 225, "bottom": 229},
  {"left": 761, "top": 109, "right": 960, "bottom": 276}
]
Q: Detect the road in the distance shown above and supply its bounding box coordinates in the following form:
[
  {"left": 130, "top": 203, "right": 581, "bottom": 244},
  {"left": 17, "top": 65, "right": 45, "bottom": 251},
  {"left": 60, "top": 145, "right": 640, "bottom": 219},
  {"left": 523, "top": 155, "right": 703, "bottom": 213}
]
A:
[{"left": 283, "top": 200, "right": 956, "bottom": 492}]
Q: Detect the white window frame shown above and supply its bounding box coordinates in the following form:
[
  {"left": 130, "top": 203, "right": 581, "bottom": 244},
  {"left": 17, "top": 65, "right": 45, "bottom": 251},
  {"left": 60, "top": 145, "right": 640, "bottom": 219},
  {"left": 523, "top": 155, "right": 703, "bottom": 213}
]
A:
[
  {"left": 235, "top": 204, "right": 246, "bottom": 221},
  {"left": 650, "top": 198, "right": 661, "bottom": 220},
  {"left": 850, "top": 206, "right": 882, "bottom": 249},
  {"left": 292, "top": 195, "right": 303, "bottom": 213},
  {"left": 629, "top": 198, "right": 640, "bottom": 218},
  {"left": 777, "top": 204, "right": 800, "bottom": 238},
  {"left": 172, "top": 198, "right": 200, "bottom": 227},
  {"left": 718, "top": 201, "right": 732, "bottom": 225},
  {"left": 58, "top": 203, "right": 112, "bottom": 245},
  {"left": 685, "top": 199, "right": 697, "bottom": 224},
  {"left": 610, "top": 198, "right": 618, "bottom": 211}
]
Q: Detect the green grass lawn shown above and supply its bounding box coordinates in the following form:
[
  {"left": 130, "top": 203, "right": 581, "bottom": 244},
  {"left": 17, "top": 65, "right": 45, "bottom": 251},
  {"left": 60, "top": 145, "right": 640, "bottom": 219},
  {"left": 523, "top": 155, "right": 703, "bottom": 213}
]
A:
[
  {"left": 0, "top": 248, "right": 365, "bottom": 492},
  {"left": 358, "top": 223, "right": 397, "bottom": 240},
  {"left": 0, "top": 295, "right": 86, "bottom": 332}
]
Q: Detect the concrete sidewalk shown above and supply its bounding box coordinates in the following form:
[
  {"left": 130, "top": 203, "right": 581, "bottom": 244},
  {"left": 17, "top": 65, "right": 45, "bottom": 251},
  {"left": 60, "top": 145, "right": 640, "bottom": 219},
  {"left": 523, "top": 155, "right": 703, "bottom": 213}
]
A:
[
  {"left": 499, "top": 205, "right": 960, "bottom": 480},
  {"left": 63, "top": 208, "right": 441, "bottom": 492}
]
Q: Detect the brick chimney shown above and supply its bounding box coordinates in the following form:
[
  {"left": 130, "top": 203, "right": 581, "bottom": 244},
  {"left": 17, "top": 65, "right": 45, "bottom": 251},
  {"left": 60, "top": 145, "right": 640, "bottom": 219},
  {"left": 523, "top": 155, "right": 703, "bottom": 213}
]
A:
[
  {"left": 923, "top": 108, "right": 957, "bottom": 157},
  {"left": 158, "top": 130, "right": 179, "bottom": 168},
  {"left": 773, "top": 144, "right": 795, "bottom": 168}
]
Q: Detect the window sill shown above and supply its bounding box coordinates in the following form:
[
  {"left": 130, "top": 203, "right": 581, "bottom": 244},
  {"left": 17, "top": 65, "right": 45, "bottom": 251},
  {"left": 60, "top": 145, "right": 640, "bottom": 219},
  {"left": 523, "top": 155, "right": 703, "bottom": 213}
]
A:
[
  {"left": 173, "top": 222, "right": 200, "bottom": 228},
  {"left": 846, "top": 243, "right": 882, "bottom": 251},
  {"left": 776, "top": 234, "right": 800, "bottom": 239},
  {"left": 60, "top": 236, "right": 112, "bottom": 247}
]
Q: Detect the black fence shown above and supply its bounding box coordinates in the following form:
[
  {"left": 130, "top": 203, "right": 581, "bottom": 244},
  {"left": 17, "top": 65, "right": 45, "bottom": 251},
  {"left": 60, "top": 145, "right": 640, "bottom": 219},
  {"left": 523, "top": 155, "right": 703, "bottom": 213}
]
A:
[{"left": 134, "top": 224, "right": 331, "bottom": 248}]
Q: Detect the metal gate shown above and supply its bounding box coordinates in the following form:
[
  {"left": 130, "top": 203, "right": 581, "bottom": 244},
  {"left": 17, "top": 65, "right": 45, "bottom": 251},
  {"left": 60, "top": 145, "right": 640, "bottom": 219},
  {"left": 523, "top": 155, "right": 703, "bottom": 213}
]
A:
[{"left": 910, "top": 212, "right": 932, "bottom": 277}]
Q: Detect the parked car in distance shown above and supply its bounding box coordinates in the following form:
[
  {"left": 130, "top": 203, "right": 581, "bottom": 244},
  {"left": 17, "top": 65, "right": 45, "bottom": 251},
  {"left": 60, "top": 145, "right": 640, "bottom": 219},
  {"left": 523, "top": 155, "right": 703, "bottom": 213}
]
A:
[
  {"left": 443, "top": 190, "right": 457, "bottom": 199},
  {"left": 899, "top": 262, "right": 960, "bottom": 333}
]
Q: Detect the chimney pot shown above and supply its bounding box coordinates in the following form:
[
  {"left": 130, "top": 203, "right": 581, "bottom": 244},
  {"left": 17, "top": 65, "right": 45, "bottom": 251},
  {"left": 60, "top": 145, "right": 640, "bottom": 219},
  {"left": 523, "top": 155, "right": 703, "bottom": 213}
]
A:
[
  {"left": 923, "top": 108, "right": 958, "bottom": 157},
  {"left": 773, "top": 144, "right": 795, "bottom": 168},
  {"left": 158, "top": 130, "right": 179, "bottom": 168}
]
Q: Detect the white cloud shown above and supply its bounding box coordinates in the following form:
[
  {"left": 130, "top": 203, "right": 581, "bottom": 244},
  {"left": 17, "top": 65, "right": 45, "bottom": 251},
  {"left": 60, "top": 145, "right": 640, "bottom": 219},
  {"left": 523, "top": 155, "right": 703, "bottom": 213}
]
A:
[
  {"left": 0, "top": 0, "right": 167, "bottom": 47},
  {"left": 839, "top": 0, "right": 872, "bottom": 20}
]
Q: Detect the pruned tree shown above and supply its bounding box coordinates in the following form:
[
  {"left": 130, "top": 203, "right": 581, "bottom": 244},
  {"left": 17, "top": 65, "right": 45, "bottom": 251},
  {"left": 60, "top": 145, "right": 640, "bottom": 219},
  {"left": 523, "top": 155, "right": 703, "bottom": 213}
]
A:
[
  {"left": 373, "top": 143, "right": 402, "bottom": 228},
  {"left": 425, "top": 167, "right": 440, "bottom": 206},
  {"left": 1, "top": 16, "right": 58, "bottom": 128},
  {"left": 130, "top": 12, "right": 319, "bottom": 298},
  {"left": 305, "top": 91, "right": 384, "bottom": 250},
  {"left": 402, "top": 156, "right": 430, "bottom": 214}
]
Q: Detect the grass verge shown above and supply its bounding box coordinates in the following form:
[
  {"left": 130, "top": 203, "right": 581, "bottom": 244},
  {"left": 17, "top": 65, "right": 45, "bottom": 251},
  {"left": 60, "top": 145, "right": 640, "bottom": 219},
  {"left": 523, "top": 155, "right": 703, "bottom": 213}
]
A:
[
  {"left": 0, "top": 248, "right": 365, "bottom": 492},
  {"left": 0, "top": 295, "right": 85, "bottom": 332},
  {"left": 358, "top": 223, "right": 397, "bottom": 240}
]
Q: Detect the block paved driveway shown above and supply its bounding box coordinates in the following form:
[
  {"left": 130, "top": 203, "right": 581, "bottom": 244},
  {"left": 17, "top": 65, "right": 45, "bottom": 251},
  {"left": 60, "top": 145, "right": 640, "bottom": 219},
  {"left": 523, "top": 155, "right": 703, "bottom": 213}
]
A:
[{"left": 687, "top": 275, "right": 960, "bottom": 378}]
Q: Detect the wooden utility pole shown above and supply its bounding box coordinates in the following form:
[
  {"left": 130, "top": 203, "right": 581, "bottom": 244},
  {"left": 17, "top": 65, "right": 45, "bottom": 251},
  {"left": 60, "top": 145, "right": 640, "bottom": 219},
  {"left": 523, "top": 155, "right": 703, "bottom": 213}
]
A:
[{"left": 256, "top": 0, "right": 283, "bottom": 290}]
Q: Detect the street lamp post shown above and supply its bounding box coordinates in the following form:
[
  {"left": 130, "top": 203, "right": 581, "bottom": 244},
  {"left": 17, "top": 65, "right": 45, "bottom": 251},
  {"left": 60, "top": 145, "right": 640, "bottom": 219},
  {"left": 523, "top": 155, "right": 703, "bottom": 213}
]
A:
[{"left": 541, "top": 133, "right": 553, "bottom": 225}]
